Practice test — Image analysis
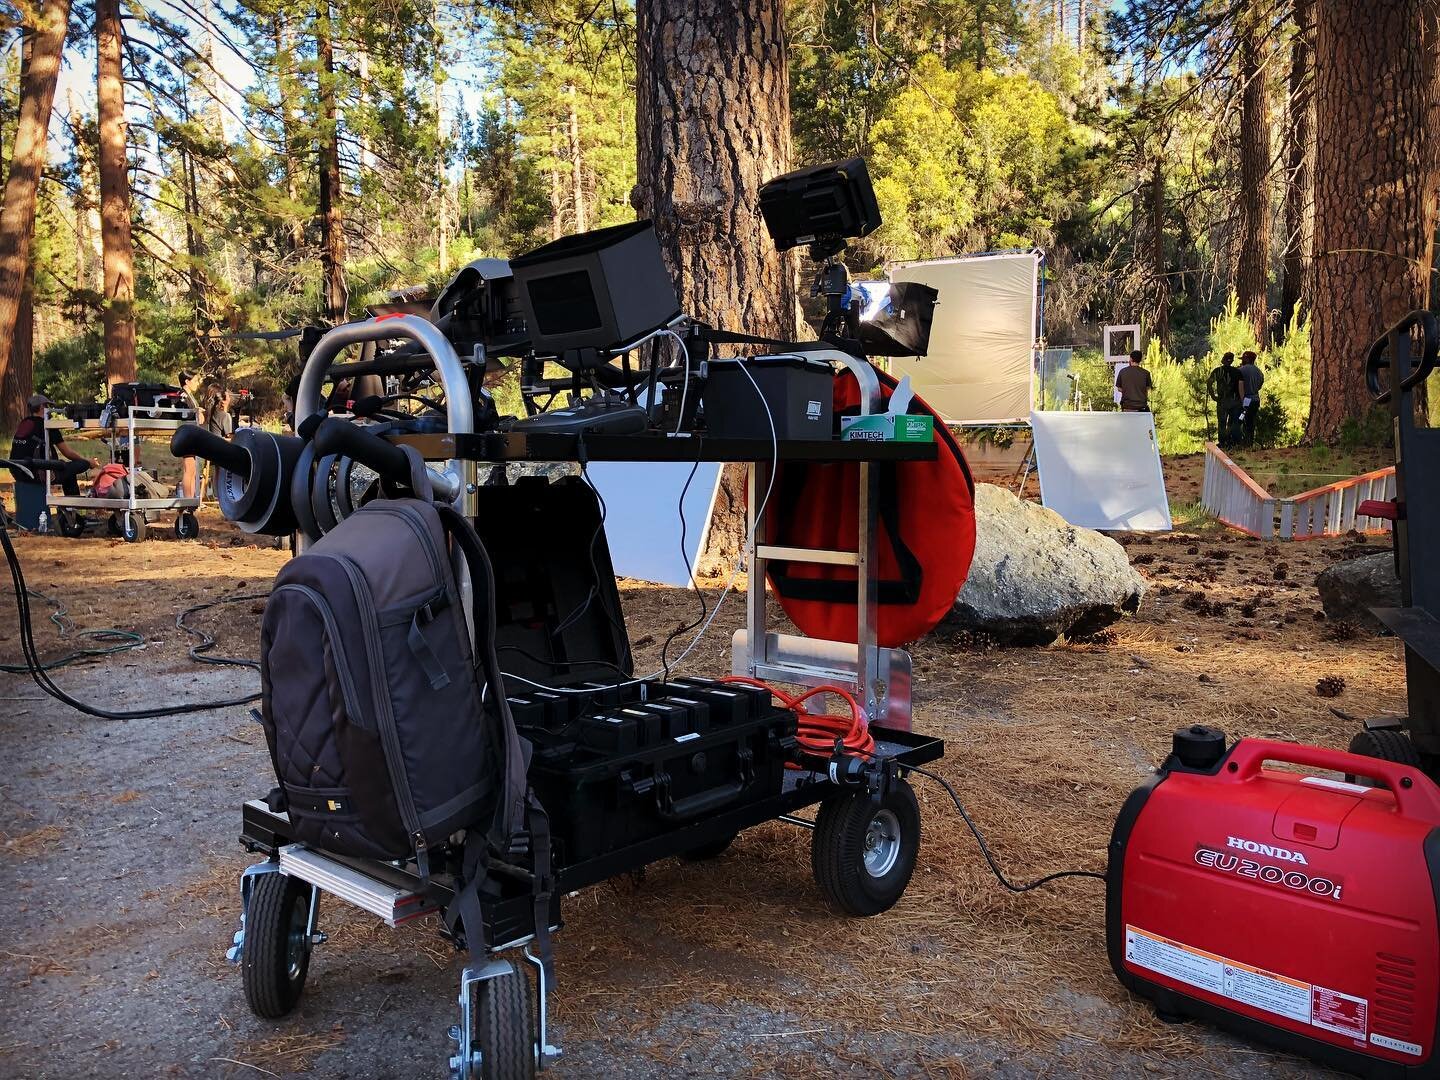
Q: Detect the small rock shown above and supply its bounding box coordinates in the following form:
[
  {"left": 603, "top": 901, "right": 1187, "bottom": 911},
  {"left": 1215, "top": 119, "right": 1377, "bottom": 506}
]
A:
[{"left": 1198, "top": 673, "right": 1214, "bottom": 683}]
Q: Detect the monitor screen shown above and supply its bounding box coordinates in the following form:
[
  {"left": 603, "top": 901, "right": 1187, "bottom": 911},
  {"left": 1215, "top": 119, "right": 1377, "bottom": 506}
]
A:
[{"left": 526, "top": 271, "right": 603, "bottom": 335}]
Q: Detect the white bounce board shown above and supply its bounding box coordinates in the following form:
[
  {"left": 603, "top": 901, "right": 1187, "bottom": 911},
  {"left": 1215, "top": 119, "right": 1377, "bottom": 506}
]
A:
[
  {"left": 1030, "top": 411, "right": 1172, "bottom": 531},
  {"left": 587, "top": 458, "right": 724, "bottom": 587}
]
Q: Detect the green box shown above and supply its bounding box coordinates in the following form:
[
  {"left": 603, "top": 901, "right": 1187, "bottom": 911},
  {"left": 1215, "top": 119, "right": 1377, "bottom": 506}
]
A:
[{"left": 840, "top": 412, "right": 935, "bottom": 443}]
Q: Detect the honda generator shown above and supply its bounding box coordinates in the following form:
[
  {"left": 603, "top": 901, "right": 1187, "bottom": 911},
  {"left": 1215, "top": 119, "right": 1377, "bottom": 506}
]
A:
[{"left": 1108, "top": 725, "right": 1440, "bottom": 1078}]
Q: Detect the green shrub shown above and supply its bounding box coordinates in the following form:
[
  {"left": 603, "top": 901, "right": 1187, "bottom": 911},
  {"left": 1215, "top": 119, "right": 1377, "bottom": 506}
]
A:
[{"left": 1067, "top": 347, "right": 1117, "bottom": 411}]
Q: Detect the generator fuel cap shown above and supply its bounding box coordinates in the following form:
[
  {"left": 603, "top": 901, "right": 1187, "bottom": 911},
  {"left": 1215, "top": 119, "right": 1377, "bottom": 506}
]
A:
[{"left": 1171, "top": 724, "right": 1226, "bottom": 770}]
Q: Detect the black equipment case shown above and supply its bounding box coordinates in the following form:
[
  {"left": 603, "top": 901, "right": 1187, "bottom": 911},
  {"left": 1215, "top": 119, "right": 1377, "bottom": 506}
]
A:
[{"left": 472, "top": 475, "right": 798, "bottom": 866}]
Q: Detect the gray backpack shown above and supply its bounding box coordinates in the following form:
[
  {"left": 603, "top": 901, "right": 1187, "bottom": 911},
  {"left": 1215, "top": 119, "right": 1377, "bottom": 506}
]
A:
[{"left": 259, "top": 492, "right": 530, "bottom": 881}]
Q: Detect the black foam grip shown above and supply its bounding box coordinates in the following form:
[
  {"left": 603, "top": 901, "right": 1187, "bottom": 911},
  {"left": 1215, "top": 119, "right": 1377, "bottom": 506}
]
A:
[
  {"left": 312, "top": 418, "right": 411, "bottom": 485},
  {"left": 350, "top": 394, "right": 386, "bottom": 418},
  {"left": 170, "top": 423, "right": 251, "bottom": 476}
]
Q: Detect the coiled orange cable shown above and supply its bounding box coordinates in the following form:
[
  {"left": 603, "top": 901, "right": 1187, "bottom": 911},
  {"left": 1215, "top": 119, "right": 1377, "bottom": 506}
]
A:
[{"left": 721, "top": 675, "right": 876, "bottom": 760}]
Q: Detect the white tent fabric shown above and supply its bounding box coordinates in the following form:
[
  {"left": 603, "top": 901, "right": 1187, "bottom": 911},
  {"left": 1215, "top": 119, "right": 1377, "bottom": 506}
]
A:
[
  {"left": 887, "top": 252, "right": 1039, "bottom": 424},
  {"left": 1030, "top": 411, "right": 1173, "bottom": 532},
  {"left": 587, "top": 460, "right": 724, "bottom": 586}
]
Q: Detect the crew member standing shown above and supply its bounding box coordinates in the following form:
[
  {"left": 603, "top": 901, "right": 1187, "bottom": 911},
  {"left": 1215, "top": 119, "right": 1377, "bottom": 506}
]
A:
[
  {"left": 7, "top": 394, "right": 100, "bottom": 527},
  {"left": 177, "top": 369, "right": 205, "bottom": 498},
  {"left": 1116, "top": 350, "right": 1153, "bottom": 412},
  {"left": 1207, "top": 351, "right": 1242, "bottom": 447},
  {"left": 1237, "top": 351, "right": 1265, "bottom": 447}
]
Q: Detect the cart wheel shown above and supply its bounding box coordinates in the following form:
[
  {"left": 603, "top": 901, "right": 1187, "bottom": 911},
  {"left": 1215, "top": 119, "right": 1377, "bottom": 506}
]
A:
[
  {"left": 107, "top": 512, "right": 123, "bottom": 537},
  {"left": 681, "top": 833, "right": 737, "bottom": 861},
  {"left": 475, "top": 967, "right": 536, "bottom": 1080},
  {"left": 56, "top": 509, "right": 86, "bottom": 538},
  {"left": 242, "top": 872, "right": 315, "bottom": 1019},
  {"left": 1346, "top": 727, "right": 1422, "bottom": 785},
  {"left": 174, "top": 510, "right": 199, "bottom": 540},
  {"left": 121, "top": 511, "right": 147, "bottom": 543},
  {"left": 811, "top": 779, "right": 920, "bottom": 916}
]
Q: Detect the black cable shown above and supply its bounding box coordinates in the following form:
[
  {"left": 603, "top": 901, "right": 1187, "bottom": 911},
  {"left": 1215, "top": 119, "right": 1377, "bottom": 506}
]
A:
[
  {"left": 907, "top": 765, "right": 1107, "bottom": 893},
  {"left": 660, "top": 448, "right": 708, "bottom": 681},
  {"left": 176, "top": 592, "right": 270, "bottom": 669},
  {"left": 0, "top": 587, "right": 144, "bottom": 673},
  {"left": 0, "top": 525, "right": 263, "bottom": 719},
  {"left": 497, "top": 643, "right": 630, "bottom": 678}
]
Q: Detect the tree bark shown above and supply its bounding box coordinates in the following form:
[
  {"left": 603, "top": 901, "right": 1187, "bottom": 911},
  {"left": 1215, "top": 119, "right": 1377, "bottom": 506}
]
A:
[
  {"left": 436, "top": 70, "right": 448, "bottom": 275},
  {"left": 567, "top": 84, "right": 587, "bottom": 233},
  {"left": 1307, "top": 0, "right": 1440, "bottom": 441},
  {"left": 275, "top": 14, "right": 304, "bottom": 256},
  {"left": 547, "top": 122, "right": 563, "bottom": 239},
  {"left": 97, "top": 0, "right": 137, "bottom": 389},
  {"left": 1149, "top": 161, "right": 1169, "bottom": 345},
  {"left": 635, "top": 0, "right": 794, "bottom": 573},
  {"left": 0, "top": 0, "right": 70, "bottom": 398},
  {"left": 317, "top": 6, "right": 347, "bottom": 324},
  {"left": 1280, "top": 0, "right": 1315, "bottom": 335},
  {"left": 1236, "top": 3, "right": 1274, "bottom": 346},
  {"left": 1, "top": 261, "right": 34, "bottom": 430}
]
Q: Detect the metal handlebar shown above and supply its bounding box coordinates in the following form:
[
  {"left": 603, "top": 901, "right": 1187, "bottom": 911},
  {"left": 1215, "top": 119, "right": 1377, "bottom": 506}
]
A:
[{"left": 1366, "top": 309, "right": 1439, "bottom": 404}]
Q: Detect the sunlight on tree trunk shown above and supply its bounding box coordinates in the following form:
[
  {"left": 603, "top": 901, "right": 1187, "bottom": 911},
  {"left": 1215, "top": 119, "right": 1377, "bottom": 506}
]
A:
[
  {"left": 1307, "top": 0, "right": 1440, "bottom": 441},
  {"left": 1281, "top": 0, "right": 1315, "bottom": 336},
  {"left": 636, "top": 0, "right": 795, "bottom": 573},
  {"left": 0, "top": 0, "right": 70, "bottom": 400},
  {"left": 1236, "top": 1, "right": 1273, "bottom": 347},
  {"left": 98, "top": 0, "right": 138, "bottom": 389}
]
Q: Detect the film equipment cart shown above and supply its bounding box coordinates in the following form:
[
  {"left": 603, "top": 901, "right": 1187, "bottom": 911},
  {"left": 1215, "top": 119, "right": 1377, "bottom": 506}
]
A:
[
  {"left": 47, "top": 405, "right": 202, "bottom": 542},
  {"left": 205, "top": 313, "right": 947, "bottom": 1079}
]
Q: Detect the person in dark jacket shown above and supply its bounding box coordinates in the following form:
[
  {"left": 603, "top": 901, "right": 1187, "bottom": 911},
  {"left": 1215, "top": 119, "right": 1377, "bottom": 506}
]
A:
[
  {"left": 1206, "top": 352, "right": 1242, "bottom": 448},
  {"left": 177, "top": 369, "right": 205, "bottom": 498},
  {"left": 1237, "top": 351, "right": 1265, "bottom": 447},
  {"left": 1116, "top": 350, "right": 1153, "bottom": 412}
]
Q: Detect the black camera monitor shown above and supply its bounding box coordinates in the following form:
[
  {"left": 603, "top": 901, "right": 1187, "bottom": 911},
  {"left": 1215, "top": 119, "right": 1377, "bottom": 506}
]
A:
[
  {"left": 759, "top": 157, "right": 881, "bottom": 255},
  {"left": 509, "top": 220, "right": 681, "bottom": 355}
]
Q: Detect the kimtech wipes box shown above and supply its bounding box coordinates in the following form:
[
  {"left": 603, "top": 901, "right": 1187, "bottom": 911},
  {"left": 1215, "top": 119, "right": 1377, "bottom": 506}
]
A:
[{"left": 840, "top": 375, "right": 935, "bottom": 442}]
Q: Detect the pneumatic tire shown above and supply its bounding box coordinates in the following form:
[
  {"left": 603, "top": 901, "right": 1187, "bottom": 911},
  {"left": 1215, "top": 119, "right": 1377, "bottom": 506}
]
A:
[
  {"left": 242, "top": 872, "right": 314, "bottom": 1019},
  {"left": 811, "top": 778, "right": 920, "bottom": 916},
  {"left": 476, "top": 967, "right": 536, "bottom": 1080},
  {"left": 1347, "top": 727, "right": 1422, "bottom": 785}
]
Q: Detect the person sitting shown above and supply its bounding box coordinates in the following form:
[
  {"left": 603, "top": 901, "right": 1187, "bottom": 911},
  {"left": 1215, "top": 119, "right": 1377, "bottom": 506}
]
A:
[
  {"left": 1115, "top": 350, "right": 1153, "bottom": 413},
  {"left": 7, "top": 394, "right": 100, "bottom": 527}
]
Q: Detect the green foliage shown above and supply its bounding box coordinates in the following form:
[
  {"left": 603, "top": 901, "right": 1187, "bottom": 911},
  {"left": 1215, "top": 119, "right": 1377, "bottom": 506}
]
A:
[{"left": 1067, "top": 348, "right": 1119, "bottom": 412}]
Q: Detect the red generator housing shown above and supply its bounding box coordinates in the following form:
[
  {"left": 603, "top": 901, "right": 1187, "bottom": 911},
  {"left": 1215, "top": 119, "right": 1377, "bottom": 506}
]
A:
[{"left": 1108, "top": 727, "right": 1440, "bottom": 1078}]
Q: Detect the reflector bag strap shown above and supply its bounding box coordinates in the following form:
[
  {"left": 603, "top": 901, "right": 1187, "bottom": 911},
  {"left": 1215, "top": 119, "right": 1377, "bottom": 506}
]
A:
[{"left": 766, "top": 461, "right": 924, "bottom": 606}]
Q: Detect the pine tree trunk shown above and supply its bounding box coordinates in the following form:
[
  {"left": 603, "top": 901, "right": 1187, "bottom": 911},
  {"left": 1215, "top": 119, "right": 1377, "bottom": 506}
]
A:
[
  {"left": 1, "top": 261, "right": 34, "bottom": 430},
  {"left": 635, "top": 0, "right": 794, "bottom": 574},
  {"left": 436, "top": 71, "right": 448, "bottom": 276},
  {"left": 275, "top": 14, "right": 304, "bottom": 255},
  {"left": 97, "top": 0, "right": 138, "bottom": 389},
  {"left": 0, "top": 0, "right": 70, "bottom": 398},
  {"left": 547, "top": 122, "right": 563, "bottom": 240},
  {"left": 567, "top": 84, "right": 587, "bottom": 233},
  {"left": 1280, "top": 0, "right": 1315, "bottom": 336},
  {"left": 317, "top": 8, "right": 347, "bottom": 324},
  {"left": 1077, "top": 0, "right": 1086, "bottom": 53},
  {"left": 1307, "top": 0, "right": 1440, "bottom": 441},
  {"left": 1236, "top": 4, "right": 1274, "bottom": 346},
  {"left": 181, "top": 73, "right": 212, "bottom": 366},
  {"left": 1150, "top": 162, "right": 1169, "bottom": 345}
]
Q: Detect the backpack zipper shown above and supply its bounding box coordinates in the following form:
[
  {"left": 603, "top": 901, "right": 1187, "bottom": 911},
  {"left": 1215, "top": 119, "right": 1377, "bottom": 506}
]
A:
[
  {"left": 322, "top": 553, "right": 430, "bottom": 880},
  {"left": 271, "top": 584, "right": 367, "bottom": 727}
]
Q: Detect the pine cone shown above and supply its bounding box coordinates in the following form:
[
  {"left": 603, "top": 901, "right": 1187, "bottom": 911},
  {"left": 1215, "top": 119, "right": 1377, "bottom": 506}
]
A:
[
  {"left": 1072, "top": 628, "right": 1118, "bottom": 646},
  {"left": 1316, "top": 675, "right": 1346, "bottom": 698},
  {"left": 1323, "top": 620, "right": 1357, "bottom": 642}
]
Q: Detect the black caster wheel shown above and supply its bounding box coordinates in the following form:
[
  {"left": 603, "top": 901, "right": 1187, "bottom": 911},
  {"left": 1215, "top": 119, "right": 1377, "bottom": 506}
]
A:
[
  {"left": 56, "top": 508, "right": 86, "bottom": 537},
  {"left": 475, "top": 968, "right": 536, "bottom": 1080},
  {"left": 107, "top": 512, "right": 123, "bottom": 537},
  {"left": 174, "top": 510, "right": 199, "bottom": 540},
  {"left": 242, "top": 872, "right": 315, "bottom": 1019},
  {"left": 120, "top": 511, "right": 147, "bottom": 543},
  {"left": 681, "top": 832, "right": 737, "bottom": 861},
  {"left": 1346, "top": 727, "right": 1422, "bottom": 785},
  {"left": 811, "top": 778, "right": 921, "bottom": 916}
]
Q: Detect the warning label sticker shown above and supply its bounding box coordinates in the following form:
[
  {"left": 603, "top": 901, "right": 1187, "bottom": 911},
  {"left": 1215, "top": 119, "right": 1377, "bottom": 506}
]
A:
[{"left": 1125, "top": 926, "right": 1370, "bottom": 1043}]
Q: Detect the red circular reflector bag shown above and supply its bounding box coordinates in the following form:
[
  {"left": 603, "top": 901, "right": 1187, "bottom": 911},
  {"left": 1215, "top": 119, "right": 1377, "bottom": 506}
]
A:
[{"left": 765, "top": 365, "right": 976, "bottom": 647}]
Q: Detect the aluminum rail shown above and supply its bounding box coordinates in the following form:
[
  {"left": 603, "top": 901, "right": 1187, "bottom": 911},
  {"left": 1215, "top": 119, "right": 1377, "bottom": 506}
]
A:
[{"left": 295, "top": 315, "right": 473, "bottom": 509}]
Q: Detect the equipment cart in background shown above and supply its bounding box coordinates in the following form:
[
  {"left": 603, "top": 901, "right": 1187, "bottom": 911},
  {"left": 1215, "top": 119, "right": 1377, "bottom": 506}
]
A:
[
  {"left": 49, "top": 406, "right": 202, "bottom": 542},
  {"left": 197, "top": 313, "right": 953, "bottom": 1080}
]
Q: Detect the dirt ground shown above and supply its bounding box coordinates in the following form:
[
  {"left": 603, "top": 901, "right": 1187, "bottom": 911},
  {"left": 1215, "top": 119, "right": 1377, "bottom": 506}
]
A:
[{"left": 0, "top": 494, "right": 1404, "bottom": 1079}]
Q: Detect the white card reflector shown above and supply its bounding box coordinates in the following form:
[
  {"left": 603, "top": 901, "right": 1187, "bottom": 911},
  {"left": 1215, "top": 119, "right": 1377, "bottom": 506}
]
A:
[
  {"left": 1030, "top": 411, "right": 1172, "bottom": 531},
  {"left": 586, "top": 459, "right": 724, "bottom": 586}
]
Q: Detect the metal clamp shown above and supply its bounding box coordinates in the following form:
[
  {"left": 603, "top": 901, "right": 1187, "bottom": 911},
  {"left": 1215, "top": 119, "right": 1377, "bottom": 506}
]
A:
[{"left": 522, "top": 946, "right": 562, "bottom": 1068}]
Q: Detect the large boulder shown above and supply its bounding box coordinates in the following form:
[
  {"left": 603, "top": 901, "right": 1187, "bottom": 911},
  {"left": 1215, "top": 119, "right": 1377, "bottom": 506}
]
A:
[
  {"left": 947, "top": 484, "right": 1146, "bottom": 645},
  {"left": 1316, "top": 552, "right": 1400, "bottom": 633}
]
